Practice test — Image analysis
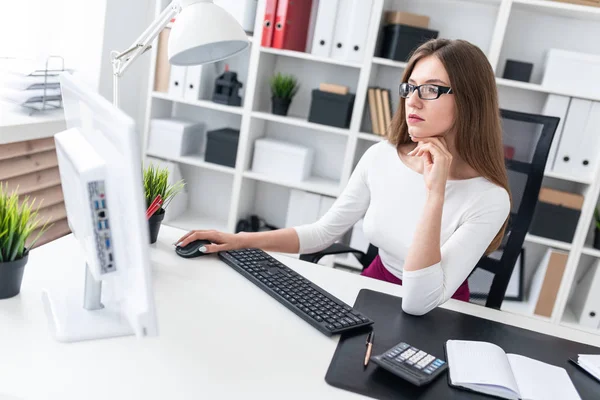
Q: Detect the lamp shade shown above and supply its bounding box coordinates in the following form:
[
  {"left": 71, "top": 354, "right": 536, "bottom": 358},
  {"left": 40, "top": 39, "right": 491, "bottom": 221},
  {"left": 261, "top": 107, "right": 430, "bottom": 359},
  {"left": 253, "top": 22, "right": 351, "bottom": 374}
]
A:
[{"left": 168, "top": 0, "right": 249, "bottom": 66}]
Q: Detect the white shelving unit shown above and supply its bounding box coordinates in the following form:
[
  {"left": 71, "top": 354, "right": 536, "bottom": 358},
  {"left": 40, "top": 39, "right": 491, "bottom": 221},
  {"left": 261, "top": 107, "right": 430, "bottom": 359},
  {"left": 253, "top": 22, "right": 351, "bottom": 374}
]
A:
[{"left": 142, "top": 0, "right": 600, "bottom": 335}]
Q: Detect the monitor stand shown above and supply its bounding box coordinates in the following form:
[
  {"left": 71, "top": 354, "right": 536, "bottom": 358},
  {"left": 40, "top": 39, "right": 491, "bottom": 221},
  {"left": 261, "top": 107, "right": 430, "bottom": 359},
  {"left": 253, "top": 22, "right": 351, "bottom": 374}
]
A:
[{"left": 42, "top": 264, "right": 134, "bottom": 342}]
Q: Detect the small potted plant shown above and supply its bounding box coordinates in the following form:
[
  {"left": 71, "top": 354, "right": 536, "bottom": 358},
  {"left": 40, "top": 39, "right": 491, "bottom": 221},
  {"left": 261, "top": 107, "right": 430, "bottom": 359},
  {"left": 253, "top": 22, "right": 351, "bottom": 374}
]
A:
[
  {"left": 270, "top": 72, "right": 299, "bottom": 116},
  {"left": 0, "top": 184, "right": 50, "bottom": 299},
  {"left": 143, "top": 163, "right": 185, "bottom": 244},
  {"left": 594, "top": 207, "right": 600, "bottom": 250}
]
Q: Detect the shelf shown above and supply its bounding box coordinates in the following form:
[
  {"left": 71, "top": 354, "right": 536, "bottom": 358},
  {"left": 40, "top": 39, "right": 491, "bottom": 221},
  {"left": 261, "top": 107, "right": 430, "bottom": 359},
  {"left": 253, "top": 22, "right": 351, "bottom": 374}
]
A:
[
  {"left": 152, "top": 92, "right": 244, "bottom": 115},
  {"left": 358, "top": 132, "right": 385, "bottom": 142},
  {"left": 500, "top": 300, "right": 552, "bottom": 322},
  {"left": 495, "top": 78, "right": 600, "bottom": 102},
  {"left": 513, "top": 0, "right": 600, "bottom": 21},
  {"left": 543, "top": 170, "right": 592, "bottom": 185},
  {"left": 146, "top": 152, "right": 236, "bottom": 175},
  {"left": 260, "top": 47, "right": 362, "bottom": 68},
  {"left": 243, "top": 171, "right": 341, "bottom": 197},
  {"left": 582, "top": 246, "right": 600, "bottom": 258},
  {"left": 162, "top": 210, "right": 230, "bottom": 234},
  {"left": 252, "top": 111, "right": 351, "bottom": 137},
  {"left": 561, "top": 307, "right": 600, "bottom": 335},
  {"left": 372, "top": 57, "right": 408, "bottom": 69},
  {"left": 524, "top": 233, "right": 572, "bottom": 250}
]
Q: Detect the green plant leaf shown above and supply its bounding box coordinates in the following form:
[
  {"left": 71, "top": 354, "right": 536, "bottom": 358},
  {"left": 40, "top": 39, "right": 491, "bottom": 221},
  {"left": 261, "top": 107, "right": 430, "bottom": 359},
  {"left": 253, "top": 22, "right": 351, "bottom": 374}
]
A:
[
  {"left": 269, "top": 73, "right": 299, "bottom": 100},
  {"left": 143, "top": 163, "right": 186, "bottom": 211},
  {"left": 0, "top": 183, "right": 44, "bottom": 262}
]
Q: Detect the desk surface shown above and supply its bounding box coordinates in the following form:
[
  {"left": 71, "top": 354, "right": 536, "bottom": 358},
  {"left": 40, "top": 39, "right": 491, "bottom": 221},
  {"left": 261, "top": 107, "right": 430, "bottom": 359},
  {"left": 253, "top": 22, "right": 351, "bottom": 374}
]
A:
[
  {"left": 0, "top": 102, "right": 65, "bottom": 145},
  {"left": 1, "top": 225, "right": 599, "bottom": 400}
]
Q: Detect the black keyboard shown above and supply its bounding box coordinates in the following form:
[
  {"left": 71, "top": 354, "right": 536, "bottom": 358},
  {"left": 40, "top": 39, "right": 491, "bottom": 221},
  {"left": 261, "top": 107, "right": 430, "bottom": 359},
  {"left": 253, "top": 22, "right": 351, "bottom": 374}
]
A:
[{"left": 218, "top": 248, "right": 374, "bottom": 336}]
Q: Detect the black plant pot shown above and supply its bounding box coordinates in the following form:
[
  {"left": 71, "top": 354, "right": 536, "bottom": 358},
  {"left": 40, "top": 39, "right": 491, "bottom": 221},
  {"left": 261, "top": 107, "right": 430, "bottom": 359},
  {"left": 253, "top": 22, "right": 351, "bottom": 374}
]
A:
[
  {"left": 148, "top": 209, "right": 165, "bottom": 244},
  {"left": 594, "top": 228, "right": 600, "bottom": 250},
  {"left": 271, "top": 96, "right": 292, "bottom": 116},
  {"left": 0, "top": 250, "right": 28, "bottom": 299}
]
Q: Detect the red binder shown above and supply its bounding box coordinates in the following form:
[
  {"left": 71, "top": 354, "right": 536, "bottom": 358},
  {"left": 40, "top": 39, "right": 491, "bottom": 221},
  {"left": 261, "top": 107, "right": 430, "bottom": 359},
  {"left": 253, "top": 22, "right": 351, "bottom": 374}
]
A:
[
  {"left": 272, "top": 0, "right": 314, "bottom": 52},
  {"left": 261, "top": 0, "right": 279, "bottom": 47}
]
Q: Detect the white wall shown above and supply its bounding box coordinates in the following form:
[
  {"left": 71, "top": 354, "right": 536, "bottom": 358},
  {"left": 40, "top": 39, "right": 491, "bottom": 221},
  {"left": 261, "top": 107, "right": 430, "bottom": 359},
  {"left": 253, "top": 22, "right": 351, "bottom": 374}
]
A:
[
  {"left": 0, "top": 0, "right": 106, "bottom": 90},
  {"left": 97, "top": 0, "right": 156, "bottom": 128}
]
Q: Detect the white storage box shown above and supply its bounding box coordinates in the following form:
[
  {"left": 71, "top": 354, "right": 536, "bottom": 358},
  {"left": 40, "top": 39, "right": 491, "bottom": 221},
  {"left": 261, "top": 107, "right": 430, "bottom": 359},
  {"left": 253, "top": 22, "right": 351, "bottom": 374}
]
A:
[
  {"left": 541, "top": 49, "right": 600, "bottom": 99},
  {"left": 251, "top": 138, "right": 315, "bottom": 182},
  {"left": 147, "top": 118, "right": 205, "bottom": 159}
]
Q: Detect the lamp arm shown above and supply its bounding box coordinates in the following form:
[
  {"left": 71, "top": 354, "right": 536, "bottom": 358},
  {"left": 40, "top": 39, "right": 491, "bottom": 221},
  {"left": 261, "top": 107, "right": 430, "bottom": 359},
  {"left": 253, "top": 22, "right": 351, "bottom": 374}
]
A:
[{"left": 111, "top": 0, "right": 181, "bottom": 107}]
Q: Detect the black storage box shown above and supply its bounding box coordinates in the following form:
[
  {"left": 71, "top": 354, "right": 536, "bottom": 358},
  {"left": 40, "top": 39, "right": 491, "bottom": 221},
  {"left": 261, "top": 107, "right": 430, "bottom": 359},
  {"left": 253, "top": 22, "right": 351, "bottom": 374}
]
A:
[
  {"left": 503, "top": 60, "right": 533, "bottom": 82},
  {"left": 308, "top": 90, "right": 355, "bottom": 128},
  {"left": 205, "top": 128, "right": 240, "bottom": 168},
  {"left": 529, "top": 189, "right": 583, "bottom": 243},
  {"left": 378, "top": 24, "right": 439, "bottom": 62}
]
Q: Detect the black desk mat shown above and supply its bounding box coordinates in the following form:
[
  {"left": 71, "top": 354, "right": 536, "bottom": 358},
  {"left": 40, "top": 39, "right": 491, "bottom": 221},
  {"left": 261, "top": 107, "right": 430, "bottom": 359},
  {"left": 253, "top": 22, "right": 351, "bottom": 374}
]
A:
[{"left": 325, "top": 289, "right": 600, "bottom": 399}]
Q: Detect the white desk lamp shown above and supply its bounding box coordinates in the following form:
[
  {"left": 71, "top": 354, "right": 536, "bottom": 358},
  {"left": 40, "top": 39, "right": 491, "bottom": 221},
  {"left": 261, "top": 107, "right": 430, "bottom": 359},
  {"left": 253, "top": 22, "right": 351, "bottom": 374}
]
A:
[{"left": 110, "top": 0, "right": 249, "bottom": 107}]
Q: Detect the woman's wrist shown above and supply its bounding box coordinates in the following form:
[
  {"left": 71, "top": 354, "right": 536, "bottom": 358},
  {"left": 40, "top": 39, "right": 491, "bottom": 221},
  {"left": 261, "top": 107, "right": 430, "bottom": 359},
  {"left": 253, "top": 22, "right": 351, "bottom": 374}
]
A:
[
  {"left": 427, "top": 188, "right": 445, "bottom": 204},
  {"left": 236, "top": 231, "right": 253, "bottom": 249}
]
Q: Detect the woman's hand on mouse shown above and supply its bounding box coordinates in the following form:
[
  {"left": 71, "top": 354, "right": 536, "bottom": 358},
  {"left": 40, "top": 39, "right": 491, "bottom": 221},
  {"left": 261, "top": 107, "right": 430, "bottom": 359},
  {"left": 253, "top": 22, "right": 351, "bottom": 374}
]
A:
[
  {"left": 407, "top": 137, "right": 452, "bottom": 196},
  {"left": 175, "top": 230, "right": 243, "bottom": 254}
]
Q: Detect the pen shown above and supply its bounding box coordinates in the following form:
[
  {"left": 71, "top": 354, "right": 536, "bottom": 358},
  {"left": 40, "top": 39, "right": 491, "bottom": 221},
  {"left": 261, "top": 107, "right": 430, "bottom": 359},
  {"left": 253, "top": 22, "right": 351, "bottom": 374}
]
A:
[{"left": 364, "top": 330, "right": 374, "bottom": 367}]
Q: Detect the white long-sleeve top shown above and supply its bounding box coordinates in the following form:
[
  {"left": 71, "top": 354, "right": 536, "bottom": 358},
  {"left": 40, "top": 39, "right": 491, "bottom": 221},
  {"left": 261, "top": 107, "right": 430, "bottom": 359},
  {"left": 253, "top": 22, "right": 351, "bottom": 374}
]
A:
[{"left": 293, "top": 140, "right": 511, "bottom": 315}]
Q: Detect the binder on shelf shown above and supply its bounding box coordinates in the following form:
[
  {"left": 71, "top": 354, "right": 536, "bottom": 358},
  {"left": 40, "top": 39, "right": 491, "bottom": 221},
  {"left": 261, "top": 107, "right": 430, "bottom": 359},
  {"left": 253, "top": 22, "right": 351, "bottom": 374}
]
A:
[
  {"left": 183, "top": 65, "right": 203, "bottom": 102},
  {"left": 367, "top": 87, "right": 380, "bottom": 135},
  {"left": 345, "top": 0, "right": 372, "bottom": 63},
  {"left": 330, "top": 0, "right": 353, "bottom": 61},
  {"left": 382, "top": 89, "right": 392, "bottom": 128},
  {"left": 168, "top": 65, "right": 187, "bottom": 98},
  {"left": 527, "top": 248, "right": 568, "bottom": 318},
  {"left": 272, "top": 0, "right": 314, "bottom": 51},
  {"left": 154, "top": 28, "right": 171, "bottom": 93},
  {"left": 260, "top": 0, "right": 278, "bottom": 47},
  {"left": 541, "top": 94, "right": 570, "bottom": 173},
  {"left": 375, "top": 88, "right": 386, "bottom": 135},
  {"left": 570, "top": 259, "right": 600, "bottom": 329},
  {"left": 553, "top": 99, "right": 600, "bottom": 181},
  {"left": 310, "top": 0, "right": 339, "bottom": 57}
]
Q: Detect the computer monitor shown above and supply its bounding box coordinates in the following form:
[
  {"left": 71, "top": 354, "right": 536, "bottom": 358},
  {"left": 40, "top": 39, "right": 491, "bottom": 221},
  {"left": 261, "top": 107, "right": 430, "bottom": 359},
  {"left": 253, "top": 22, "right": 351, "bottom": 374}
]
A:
[{"left": 41, "top": 72, "right": 158, "bottom": 342}]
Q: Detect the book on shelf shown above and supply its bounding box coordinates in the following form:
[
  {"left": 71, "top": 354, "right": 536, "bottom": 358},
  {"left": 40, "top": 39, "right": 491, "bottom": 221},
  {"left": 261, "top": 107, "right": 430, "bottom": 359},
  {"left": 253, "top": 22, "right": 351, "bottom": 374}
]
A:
[
  {"left": 366, "top": 86, "right": 393, "bottom": 136},
  {"left": 446, "top": 340, "right": 581, "bottom": 400}
]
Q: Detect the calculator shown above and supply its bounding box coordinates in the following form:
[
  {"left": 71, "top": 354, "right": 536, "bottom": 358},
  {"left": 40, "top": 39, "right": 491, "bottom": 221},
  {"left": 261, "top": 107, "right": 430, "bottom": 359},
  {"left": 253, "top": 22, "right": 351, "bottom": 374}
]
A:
[{"left": 370, "top": 341, "right": 448, "bottom": 386}]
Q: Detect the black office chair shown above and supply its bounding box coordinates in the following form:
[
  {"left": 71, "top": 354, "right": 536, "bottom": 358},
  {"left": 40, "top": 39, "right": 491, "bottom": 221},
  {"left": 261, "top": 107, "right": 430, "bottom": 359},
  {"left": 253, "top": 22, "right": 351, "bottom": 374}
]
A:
[{"left": 300, "top": 109, "right": 559, "bottom": 310}]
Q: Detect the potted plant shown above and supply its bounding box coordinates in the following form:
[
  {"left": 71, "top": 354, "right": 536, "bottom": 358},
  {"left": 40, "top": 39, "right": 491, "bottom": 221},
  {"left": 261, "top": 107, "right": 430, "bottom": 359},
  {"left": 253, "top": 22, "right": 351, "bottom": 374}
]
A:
[
  {"left": 594, "top": 207, "right": 600, "bottom": 250},
  {"left": 0, "top": 184, "right": 50, "bottom": 299},
  {"left": 269, "top": 72, "right": 299, "bottom": 116},
  {"left": 143, "top": 164, "right": 185, "bottom": 244}
]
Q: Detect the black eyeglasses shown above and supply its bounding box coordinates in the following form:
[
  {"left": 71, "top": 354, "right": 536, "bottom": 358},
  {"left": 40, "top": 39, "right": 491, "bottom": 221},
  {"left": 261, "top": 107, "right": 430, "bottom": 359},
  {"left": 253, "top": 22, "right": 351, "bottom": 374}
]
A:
[{"left": 399, "top": 82, "right": 453, "bottom": 100}]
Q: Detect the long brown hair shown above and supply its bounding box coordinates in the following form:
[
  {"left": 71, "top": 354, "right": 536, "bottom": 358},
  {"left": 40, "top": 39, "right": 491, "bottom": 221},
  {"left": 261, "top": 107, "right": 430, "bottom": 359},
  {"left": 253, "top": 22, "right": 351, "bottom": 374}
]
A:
[{"left": 388, "top": 38, "right": 510, "bottom": 254}]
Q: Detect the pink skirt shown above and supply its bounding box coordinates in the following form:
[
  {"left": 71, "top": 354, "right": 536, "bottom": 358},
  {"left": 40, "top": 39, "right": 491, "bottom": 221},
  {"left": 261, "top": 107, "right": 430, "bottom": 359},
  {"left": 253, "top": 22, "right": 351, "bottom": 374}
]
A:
[{"left": 361, "top": 254, "right": 470, "bottom": 303}]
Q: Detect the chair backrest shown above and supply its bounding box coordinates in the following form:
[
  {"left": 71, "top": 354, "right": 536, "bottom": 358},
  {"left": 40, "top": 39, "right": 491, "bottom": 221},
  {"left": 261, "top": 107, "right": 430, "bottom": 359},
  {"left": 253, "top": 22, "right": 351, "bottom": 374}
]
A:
[{"left": 470, "top": 109, "right": 559, "bottom": 309}]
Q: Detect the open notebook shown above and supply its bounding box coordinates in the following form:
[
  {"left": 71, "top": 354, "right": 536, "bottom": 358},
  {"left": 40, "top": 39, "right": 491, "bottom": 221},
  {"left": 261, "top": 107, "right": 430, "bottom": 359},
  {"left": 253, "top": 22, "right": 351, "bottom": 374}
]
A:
[{"left": 445, "top": 340, "right": 581, "bottom": 400}]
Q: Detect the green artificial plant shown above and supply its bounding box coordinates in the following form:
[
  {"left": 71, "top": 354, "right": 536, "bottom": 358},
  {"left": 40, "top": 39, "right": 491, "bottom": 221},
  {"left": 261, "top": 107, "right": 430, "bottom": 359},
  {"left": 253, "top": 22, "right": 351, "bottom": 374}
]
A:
[
  {"left": 595, "top": 206, "right": 600, "bottom": 231},
  {"left": 269, "top": 72, "right": 299, "bottom": 100},
  {"left": 143, "top": 163, "right": 185, "bottom": 212},
  {"left": 0, "top": 183, "right": 50, "bottom": 263}
]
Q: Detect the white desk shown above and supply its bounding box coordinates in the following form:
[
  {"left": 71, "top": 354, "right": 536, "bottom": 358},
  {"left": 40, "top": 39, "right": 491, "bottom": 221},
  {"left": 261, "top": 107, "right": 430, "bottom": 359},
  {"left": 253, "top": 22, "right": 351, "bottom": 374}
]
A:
[
  {"left": 1, "top": 225, "right": 599, "bottom": 400},
  {"left": 0, "top": 102, "right": 65, "bottom": 145}
]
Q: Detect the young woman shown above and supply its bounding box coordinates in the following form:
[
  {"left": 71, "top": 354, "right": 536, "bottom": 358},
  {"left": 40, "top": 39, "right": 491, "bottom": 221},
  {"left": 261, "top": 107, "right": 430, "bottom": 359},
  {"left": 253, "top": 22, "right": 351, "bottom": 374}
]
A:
[{"left": 175, "top": 39, "right": 511, "bottom": 316}]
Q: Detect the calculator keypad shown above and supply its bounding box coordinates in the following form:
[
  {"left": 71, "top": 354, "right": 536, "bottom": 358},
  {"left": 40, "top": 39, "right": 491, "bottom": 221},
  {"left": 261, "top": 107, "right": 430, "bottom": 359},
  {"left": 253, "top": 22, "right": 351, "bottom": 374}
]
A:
[{"left": 371, "top": 342, "right": 447, "bottom": 386}]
